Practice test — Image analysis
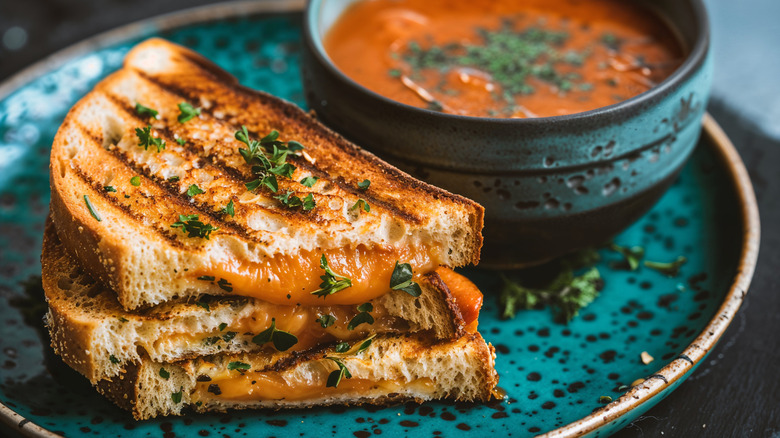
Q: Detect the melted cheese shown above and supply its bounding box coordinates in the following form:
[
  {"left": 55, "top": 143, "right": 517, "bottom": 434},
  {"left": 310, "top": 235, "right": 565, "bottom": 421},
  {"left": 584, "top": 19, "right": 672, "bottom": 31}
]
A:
[
  {"left": 198, "top": 244, "right": 440, "bottom": 306},
  {"left": 191, "top": 364, "right": 435, "bottom": 403}
]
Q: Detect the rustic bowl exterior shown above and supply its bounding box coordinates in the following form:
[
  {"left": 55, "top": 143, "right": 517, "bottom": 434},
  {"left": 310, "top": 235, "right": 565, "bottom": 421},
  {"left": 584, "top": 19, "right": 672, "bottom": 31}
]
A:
[{"left": 302, "top": 0, "right": 712, "bottom": 267}]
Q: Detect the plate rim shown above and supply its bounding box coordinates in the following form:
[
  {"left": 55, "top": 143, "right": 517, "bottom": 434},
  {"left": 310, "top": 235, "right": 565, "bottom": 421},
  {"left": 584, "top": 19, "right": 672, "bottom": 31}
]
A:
[{"left": 0, "top": 1, "right": 760, "bottom": 436}]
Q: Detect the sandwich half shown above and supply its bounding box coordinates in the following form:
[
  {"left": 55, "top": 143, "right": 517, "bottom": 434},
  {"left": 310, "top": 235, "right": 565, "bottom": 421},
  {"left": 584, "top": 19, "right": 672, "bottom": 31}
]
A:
[{"left": 49, "top": 38, "right": 484, "bottom": 311}]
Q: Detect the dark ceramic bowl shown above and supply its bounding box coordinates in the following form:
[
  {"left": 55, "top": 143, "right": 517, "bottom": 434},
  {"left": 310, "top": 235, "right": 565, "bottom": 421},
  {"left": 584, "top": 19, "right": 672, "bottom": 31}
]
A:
[{"left": 301, "top": 0, "right": 712, "bottom": 268}]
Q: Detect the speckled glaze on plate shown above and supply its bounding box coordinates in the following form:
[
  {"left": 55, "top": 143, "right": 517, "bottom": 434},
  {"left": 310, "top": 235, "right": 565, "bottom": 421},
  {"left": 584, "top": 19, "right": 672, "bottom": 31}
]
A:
[{"left": 0, "top": 2, "right": 759, "bottom": 437}]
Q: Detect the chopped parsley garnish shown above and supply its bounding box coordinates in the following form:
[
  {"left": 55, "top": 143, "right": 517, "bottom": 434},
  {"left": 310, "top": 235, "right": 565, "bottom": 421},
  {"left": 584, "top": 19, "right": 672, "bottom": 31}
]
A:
[
  {"left": 644, "top": 256, "right": 687, "bottom": 277},
  {"left": 130, "top": 176, "right": 141, "bottom": 186},
  {"left": 104, "top": 186, "right": 116, "bottom": 192},
  {"left": 176, "top": 138, "right": 187, "bottom": 146},
  {"left": 109, "top": 354, "right": 119, "bottom": 364},
  {"left": 609, "top": 243, "right": 645, "bottom": 270},
  {"left": 350, "top": 199, "right": 370, "bottom": 213},
  {"left": 347, "top": 303, "right": 375, "bottom": 330},
  {"left": 222, "top": 331, "right": 236, "bottom": 343},
  {"left": 500, "top": 266, "right": 603, "bottom": 324},
  {"left": 235, "top": 126, "right": 305, "bottom": 197},
  {"left": 316, "top": 314, "right": 336, "bottom": 328},
  {"left": 197, "top": 275, "right": 215, "bottom": 281},
  {"left": 325, "top": 357, "right": 352, "bottom": 388},
  {"left": 221, "top": 199, "right": 235, "bottom": 217},
  {"left": 355, "top": 336, "right": 374, "bottom": 354},
  {"left": 186, "top": 184, "right": 205, "bottom": 197},
  {"left": 195, "top": 300, "right": 210, "bottom": 311},
  {"left": 389, "top": 262, "right": 422, "bottom": 297},
  {"left": 311, "top": 255, "right": 353, "bottom": 297},
  {"left": 171, "top": 387, "right": 183, "bottom": 403},
  {"left": 274, "top": 191, "right": 316, "bottom": 211},
  {"left": 84, "top": 195, "right": 101, "bottom": 222},
  {"left": 357, "top": 179, "right": 371, "bottom": 190},
  {"left": 252, "top": 318, "right": 298, "bottom": 351},
  {"left": 167, "top": 176, "right": 180, "bottom": 182},
  {"left": 300, "top": 176, "right": 319, "bottom": 188},
  {"left": 334, "top": 342, "right": 350, "bottom": 353},
  {"left": 177, "top": 102, "right": 201, "bottom": 123},
  {"left": 135, "top": 103, "right": 159, "bottom": 119},
  {"left": 135, "top": 125, "right": 166, "bottom": 152},
  {"left": 227, "top": 361, "right": 250, "bottom": 371},
  {"left": 170, "top": 214, "right": 219, "bottom": 239},
  {"left": 218, "top": 322, "right": 227, "bottom": 331},
  {"left": 217, "top": 278, "right": 233, "bottom": 292},
  {"left": 159, "top": 368, "right": 170, "bottom": 380}
]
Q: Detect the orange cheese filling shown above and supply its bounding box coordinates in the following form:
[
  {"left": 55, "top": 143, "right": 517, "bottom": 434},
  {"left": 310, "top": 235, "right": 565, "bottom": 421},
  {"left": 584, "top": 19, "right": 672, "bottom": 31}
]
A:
[
  {"left": 146, "top": 268, "right": 484, "bottom": 356},
  {"left": 198, "top": 244, "right": 440, "bottom": 306},
  {"left": 191, "top": 366, "right": 435, "bottom": 403}
]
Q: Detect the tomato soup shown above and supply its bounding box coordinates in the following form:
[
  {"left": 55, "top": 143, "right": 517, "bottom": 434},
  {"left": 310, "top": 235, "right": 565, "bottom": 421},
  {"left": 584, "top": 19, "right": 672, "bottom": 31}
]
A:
[{"left": 324, "top": 0, "right": 683, "bottom": 118}]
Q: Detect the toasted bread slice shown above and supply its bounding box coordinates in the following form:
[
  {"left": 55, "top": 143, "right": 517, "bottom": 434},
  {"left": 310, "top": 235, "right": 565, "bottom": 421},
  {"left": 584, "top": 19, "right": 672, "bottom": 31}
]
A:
[
  {"left": 93, "top": 332, "right": 497, "bottom": 420},
  {"left": 49, "top": 38, "right": 484, "bottom": 310},
  {"left": 43, "top": 220, "right": 469, "bottom": 384}
]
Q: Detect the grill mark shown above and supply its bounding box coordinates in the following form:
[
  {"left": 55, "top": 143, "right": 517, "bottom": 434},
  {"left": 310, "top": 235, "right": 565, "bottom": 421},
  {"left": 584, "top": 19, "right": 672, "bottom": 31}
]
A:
[
  {"left": 131, "top": 69, "right": 422, "bottom": 224},
  {"left": 70, "top": 164, "right": 188, "bottom": 249},
  {"left": 73, "top": 122, "right": 256, "bottom": 242}
]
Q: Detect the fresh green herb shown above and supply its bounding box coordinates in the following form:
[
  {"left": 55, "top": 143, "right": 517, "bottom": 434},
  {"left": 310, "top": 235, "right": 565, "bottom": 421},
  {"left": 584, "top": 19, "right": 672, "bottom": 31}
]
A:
[
  {"left": 186, "top": 184, "right": 205, "bottom": 197},
  {"left": 170, "top": 214, "right": 219, "bottom": 239},
  {"left": 608, "top": 243, "right": 645, "bottom": 270},
  {"left": 274, "top": 191, "right": 316, "bottom": 211},
  {"left": 135, "top": 125, "right": 166, "bottom": 152},
  {"left": 401, "top": 24, "right": 589, "bottom": 112},
  {"left": 203, "top": 336, "right": 221, "bottom": 345},
  {"left": 218, "top": 322, "right": 228, "bottom": 331},
  {"left": 221, "top": 330, "right": 236, "bottom": 341},
  {"left": 217, "top": 278, "right": 233, "bottom": 292},
  {"left": 109, "top": 354, "right": 119, "bottom": 364},
  {"left": 104, "top": 186, "right": 116, "bottom": 192},
  {"left": 355, "top": 336, "right": 373, "bottom": 354},
  {"left": 197, "top": 275, "right": 216, "bottom": 281},
  {"left": 167, "top": 176, "right": 180, "bottom": 182},
  {"left": 599, "top": 395, "right": 613, "bottom": 404},
  {"left": 348, "top": 303, "right": 375, "bottom": 330},
  {"left": 176, "top": 138, "right": 187, "bottom": 146},
  {"left": 221, "top": 199, "right": 235, "bottom": 217},
  {"left": 171, "top": 387, "right": 183, "bottom": 403},
  {"left": 300, "top": 176, "right": 319, "bottom": 188},
  {"left": 389, "top": 262, "right": 422, "bottom": 297},
  {"left": 159, "top": 368, "right": 170, "bottom": 380},
  {"left": 357, "top": 179, "right": 370, "bottom": 190},
  {"left": 84, "top": 195, "right": 101, "bottom": 222},
  {"left": 135, "top": 103, "right": 159, "bottom": 119},
  {"left": 334, "top": 342, "right": 350, "bottom": 353},
  {"left": 177, "top": 102, "right": 201, "bottom": 123},
  {"left": 325, "top": 357, "right": 352, "bottom": 388},
  {"left": 311, "top": 255, "right": 353, "bottom": 297},
  {"left": 350, "top": 199, "right": 370, "bottom": 213},
  {"left": 644, "top": 256, "right": 687, "bottom": 277},
  {"left": 195, "top": 300, "right": 210, "bottom": 311},
  {"left": 252, "top": 318, "right": 298, "bottom": 351},
  {"left": 500, "top": 267, "right": 603, "bottom": 324},
  {"left": 227, "top": 361, "right": 250, "bottom": 371},
  {"left": 235, "top": 126, "right": 304, "bottom": 195},
  {"left": 130, "top": 176, "right": 141, "bottom": 186},
  {"left": 316, "top": 314, "right": 336, "bottom": 328}
]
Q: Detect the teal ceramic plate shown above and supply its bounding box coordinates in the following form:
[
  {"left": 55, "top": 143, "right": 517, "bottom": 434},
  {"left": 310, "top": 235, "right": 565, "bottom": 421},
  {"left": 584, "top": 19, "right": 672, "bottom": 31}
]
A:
[{"left": 0, "top": 2, "right": 759, "bottom": 437}]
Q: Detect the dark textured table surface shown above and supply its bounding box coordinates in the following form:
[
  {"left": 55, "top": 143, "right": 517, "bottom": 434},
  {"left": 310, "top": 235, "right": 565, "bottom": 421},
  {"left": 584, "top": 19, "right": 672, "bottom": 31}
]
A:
[{"left": 1, "top": 0, "right": 778, "bottom": 437}]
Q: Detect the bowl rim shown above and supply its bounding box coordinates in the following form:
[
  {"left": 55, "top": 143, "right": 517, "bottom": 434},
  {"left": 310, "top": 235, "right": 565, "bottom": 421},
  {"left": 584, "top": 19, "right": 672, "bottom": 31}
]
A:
[{"left": 303, "top": 0, "right": 711, "bottom": 125}]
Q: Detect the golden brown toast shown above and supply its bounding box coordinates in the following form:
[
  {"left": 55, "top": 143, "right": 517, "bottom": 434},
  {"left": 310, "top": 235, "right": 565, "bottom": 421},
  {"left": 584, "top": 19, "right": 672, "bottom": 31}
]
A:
[{"left": 49, "top": 38, "right": 483, "bottom": 310}]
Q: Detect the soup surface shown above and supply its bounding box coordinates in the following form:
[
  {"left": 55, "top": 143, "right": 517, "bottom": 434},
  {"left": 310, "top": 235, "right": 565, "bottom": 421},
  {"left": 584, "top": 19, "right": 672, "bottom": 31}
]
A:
[{"left": 324, "top": 0, "right": 683, "bottom": 118}]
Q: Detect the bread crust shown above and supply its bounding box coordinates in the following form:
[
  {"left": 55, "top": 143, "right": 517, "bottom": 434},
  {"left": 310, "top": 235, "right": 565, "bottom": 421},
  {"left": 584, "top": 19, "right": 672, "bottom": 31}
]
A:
[{"left": 49, "top": 38, "right": 484, "bottom": 310}]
